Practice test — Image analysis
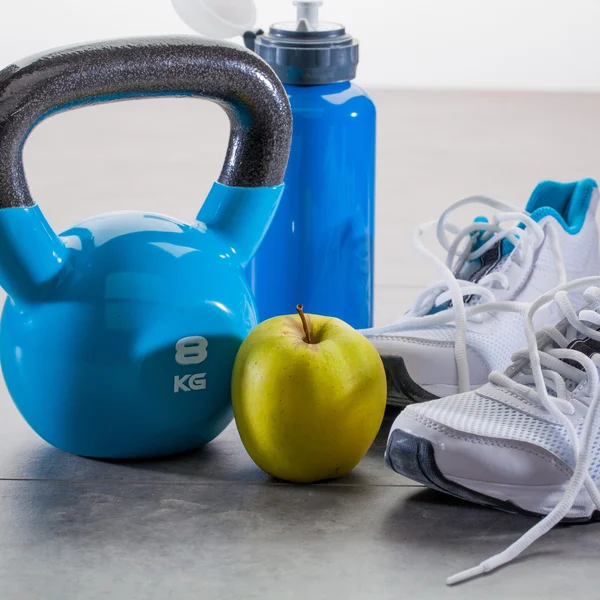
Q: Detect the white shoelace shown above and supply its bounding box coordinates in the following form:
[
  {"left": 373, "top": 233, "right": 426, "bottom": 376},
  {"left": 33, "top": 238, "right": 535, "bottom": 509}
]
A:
[
  {"left": 448, "top": 276, "right": 600, "bottom": 585},
  {"left": 368, "top": 195, "right": 566, "bottom": 393}
]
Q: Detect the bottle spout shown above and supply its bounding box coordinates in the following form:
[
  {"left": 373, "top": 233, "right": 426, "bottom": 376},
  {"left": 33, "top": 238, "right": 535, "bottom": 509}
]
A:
[{"left": 294, "top": 0, "right": 323, "bottom": 30}]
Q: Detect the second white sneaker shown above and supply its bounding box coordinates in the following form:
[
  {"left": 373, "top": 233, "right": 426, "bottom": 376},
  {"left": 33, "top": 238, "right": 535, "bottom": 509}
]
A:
[
  {"left": 363, "top": 178, "right": 600, "bottom": 405},
  {"left": 386, "top": 278, "right": 600, "bottom": 584}
]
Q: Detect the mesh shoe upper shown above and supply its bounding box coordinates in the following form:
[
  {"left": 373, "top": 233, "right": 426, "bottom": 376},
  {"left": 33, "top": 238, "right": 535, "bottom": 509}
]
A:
[{"left": 401, "top": 386, "right": 584, "bottom": 473}]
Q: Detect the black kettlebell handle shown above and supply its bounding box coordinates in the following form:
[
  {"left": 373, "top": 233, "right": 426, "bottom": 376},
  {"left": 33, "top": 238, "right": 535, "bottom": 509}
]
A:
[{"left": 0, "top": 36, "right": 292, "bottom": 209}]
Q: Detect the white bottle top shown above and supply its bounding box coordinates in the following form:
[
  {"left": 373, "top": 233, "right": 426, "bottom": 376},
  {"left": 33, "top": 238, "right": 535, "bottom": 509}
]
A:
[{"left": 171, "top": 0, "right": 324, "bottom": 39}]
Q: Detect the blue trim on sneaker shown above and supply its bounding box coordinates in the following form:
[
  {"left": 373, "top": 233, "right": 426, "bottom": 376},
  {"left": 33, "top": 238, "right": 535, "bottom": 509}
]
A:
[{"left": 526, "top": 178, "right": 597, "bottom": 235}]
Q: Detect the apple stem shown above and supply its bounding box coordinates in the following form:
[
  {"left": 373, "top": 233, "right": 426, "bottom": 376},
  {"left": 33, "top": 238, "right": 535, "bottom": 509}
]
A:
[{"left": 296, "top": 304, "right": 312, "bottom": 344}]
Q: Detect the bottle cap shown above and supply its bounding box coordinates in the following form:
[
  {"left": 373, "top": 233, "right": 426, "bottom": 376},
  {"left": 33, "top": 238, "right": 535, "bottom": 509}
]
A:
[{"left": 254, "top": 1, "right": 359, "bottom": 86}]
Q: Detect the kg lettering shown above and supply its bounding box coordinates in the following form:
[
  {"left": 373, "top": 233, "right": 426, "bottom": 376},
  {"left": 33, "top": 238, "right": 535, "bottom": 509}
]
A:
[{"left": 174, "top": 373, "right": 207, "bottom": 393}]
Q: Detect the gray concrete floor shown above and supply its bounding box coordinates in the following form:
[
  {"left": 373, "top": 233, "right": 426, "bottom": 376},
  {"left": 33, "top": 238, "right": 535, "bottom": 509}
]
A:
[{"left": 2, "top": 90, "right": 600, "bottom": 598}]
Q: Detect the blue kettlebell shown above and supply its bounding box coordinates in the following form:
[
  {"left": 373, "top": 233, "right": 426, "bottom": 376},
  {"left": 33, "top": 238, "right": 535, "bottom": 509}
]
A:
[{"left": 0, "top": 37, "right": 292, "bottom": 458}]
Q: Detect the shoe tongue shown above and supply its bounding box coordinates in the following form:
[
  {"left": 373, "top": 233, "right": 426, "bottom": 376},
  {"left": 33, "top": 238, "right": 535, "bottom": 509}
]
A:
[
  {"left": 432, "top": 220, "right": 511, "bottom": 313},
  {"left": 514, "top": 302, "right": 600, "bottom": 396},
  {"left": 455, "top": 217, "right": 509, "bottom": 287},
  {"left": 457, "top": 238, "right": 505, "bottom": 284},
  {"left": 562, "top": 318, "right": 600, "bottom": 369}
]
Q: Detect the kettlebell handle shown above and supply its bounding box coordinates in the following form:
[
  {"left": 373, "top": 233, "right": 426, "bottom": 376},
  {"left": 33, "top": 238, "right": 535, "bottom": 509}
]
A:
[{"left": 0, "top": 36, "right": 292, "bottom": 209}]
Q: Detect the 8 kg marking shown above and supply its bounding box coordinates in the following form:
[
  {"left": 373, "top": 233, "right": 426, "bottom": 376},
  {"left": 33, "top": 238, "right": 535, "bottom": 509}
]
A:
[{"left": 174, "top": 336, "right": 208, "bottom": 393}]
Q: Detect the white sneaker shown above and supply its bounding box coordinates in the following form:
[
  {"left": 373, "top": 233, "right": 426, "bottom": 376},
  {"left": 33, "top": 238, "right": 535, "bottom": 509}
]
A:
[
  {"left": 363, "top": 179, "right": 600, "bottom": 406},
  {"left": 386, "top": 278, "right": 600, "bottom": 584}
]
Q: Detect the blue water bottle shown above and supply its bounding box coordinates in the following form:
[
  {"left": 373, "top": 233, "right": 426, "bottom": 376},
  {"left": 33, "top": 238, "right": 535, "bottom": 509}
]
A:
[
  {"left": 245, "top": 1, "right": 376, "bottom": 328},
  {"left": 171, "top": 0, "right": 376, "bottom": 328}
]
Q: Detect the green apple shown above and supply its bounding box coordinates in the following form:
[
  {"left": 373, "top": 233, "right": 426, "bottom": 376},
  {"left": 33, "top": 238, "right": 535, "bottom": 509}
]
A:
[{"left": 232, "top": 305, "right": 387, "bottom": 483}]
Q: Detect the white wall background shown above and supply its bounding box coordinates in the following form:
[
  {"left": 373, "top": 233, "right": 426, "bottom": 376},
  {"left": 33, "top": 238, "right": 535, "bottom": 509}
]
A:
[{"left": 1, "top": 0, "right": 600, "bottom": 90}]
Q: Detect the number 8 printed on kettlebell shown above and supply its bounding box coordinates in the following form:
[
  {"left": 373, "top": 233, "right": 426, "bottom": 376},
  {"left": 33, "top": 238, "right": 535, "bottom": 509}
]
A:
[{"left": 175, "top": 336, "right": 209, "bottom": 366}]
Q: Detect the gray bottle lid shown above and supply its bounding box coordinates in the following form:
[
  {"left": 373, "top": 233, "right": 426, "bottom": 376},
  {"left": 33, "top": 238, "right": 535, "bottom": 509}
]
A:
[{"left": 251, "top": 2, "right": 359, "bottom": 86}]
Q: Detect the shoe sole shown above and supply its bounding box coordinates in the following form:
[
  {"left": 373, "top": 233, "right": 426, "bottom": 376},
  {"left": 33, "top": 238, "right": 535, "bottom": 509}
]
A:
[
  {"left": 385, "top": 428, "right": 600, "bottom": 523},
  {"left": 382, "top": 356, "right": 438, "bottom": 407}
]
